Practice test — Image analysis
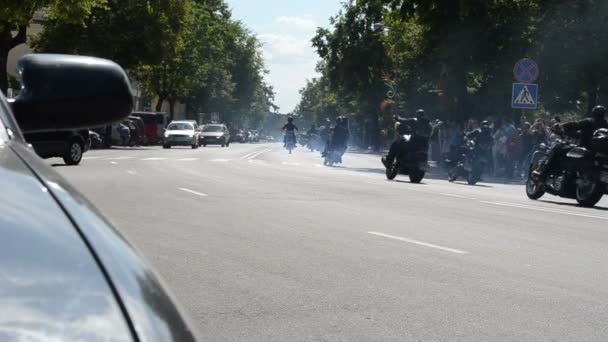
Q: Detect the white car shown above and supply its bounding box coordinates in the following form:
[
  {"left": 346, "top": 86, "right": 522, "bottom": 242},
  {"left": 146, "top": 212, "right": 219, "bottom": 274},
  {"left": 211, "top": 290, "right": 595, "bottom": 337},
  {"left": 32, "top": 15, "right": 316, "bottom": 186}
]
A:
[{"left": 163, "top": 121, "right": 200, "bottom": 149}]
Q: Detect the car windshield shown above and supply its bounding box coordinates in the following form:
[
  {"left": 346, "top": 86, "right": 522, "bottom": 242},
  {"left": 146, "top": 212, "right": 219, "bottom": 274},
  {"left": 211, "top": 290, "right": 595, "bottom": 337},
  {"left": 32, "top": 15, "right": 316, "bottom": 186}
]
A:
[
  {"left": 28, "top": 1, "right": 608, "bottom": 342},
  {"left": 167, "top": 123, "right": 193, "bottom": 131},
  {"left": 203, "top": 125, "right": 223, "bottom": 132}
]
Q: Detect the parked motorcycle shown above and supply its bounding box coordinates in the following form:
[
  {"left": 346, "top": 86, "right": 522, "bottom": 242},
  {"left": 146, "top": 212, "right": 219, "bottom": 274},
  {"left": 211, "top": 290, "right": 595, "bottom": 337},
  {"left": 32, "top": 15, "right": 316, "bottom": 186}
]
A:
[
  {"left": 384, "top": 134, "right": 428, "bottom": 183},
  {"left": 448, "top": 137, "right": 489, "bottom": 185},
  {"left": 526, "top": 129, "right": 608, "bottom": 207}
]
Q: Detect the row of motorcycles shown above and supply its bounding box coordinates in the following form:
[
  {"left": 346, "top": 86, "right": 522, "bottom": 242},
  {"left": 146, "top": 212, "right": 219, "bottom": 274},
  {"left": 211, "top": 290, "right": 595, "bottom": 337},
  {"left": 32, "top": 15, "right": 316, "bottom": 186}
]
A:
[
  {"left": 383, "top": 116, "right": 608, "bottom": 208},
  {"left": 284, "top": 131, "right": 345, "bottom": 166}
]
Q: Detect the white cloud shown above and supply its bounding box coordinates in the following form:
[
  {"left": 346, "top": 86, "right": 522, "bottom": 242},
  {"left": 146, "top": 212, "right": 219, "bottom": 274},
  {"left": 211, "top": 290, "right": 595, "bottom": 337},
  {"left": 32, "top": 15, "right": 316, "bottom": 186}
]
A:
[
  {"left": 258, "top": 33, "right": 313, "bottom": 61},
  {"left": 275, "top": 15, "right": 318, "bottom": 30}
]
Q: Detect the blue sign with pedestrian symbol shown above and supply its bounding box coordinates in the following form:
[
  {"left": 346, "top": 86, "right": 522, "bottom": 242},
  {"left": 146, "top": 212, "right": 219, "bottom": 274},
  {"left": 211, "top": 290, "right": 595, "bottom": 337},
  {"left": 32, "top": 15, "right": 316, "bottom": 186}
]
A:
[{"left": 512, "top": 83, "right": 538, "bottom": 109}]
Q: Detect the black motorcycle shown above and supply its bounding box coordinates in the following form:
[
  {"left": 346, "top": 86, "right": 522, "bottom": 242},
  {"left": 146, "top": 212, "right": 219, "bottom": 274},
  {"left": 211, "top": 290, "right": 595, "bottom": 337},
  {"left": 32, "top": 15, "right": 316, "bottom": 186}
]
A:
[
  {"left": 385, "top": 133, "right": 428, "bottom": 183},
  {"left": 448, "top": 138, "right": 489, "bottom": 185},
  {"left": 526, "top": 130, "right": 608, "bottom": 207}
]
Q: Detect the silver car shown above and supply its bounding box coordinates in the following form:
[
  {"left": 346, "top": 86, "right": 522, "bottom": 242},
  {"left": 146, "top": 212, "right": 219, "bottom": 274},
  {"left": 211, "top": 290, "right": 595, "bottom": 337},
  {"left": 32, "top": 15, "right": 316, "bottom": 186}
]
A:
[
  {"left": 199, "top": 124, "right": 231, "bottom": 147},
  {"left": 163, "top": 121, "right": 200, "bottom": 149}
]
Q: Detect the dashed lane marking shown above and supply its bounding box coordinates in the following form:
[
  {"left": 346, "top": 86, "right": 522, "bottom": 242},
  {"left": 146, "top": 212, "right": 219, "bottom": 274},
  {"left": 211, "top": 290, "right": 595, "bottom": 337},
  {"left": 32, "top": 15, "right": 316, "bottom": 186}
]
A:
[
  {"left": 178, "top": 188, "right": 208, "bottom": 197},
  {"left": 368, "top": 231, "right": 469, "bottom": 254}
]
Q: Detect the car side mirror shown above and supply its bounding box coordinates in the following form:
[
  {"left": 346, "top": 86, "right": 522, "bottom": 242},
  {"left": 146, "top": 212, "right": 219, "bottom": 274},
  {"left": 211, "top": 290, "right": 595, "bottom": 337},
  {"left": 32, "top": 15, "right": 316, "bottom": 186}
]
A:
[{"left": 10, "top": 54, "right": 133, "bottom": 132}]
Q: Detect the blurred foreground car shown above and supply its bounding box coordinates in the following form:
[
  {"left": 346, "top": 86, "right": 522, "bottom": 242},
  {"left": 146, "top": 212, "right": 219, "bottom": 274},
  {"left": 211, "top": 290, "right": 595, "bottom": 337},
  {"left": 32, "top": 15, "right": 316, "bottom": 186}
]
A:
[{"left": 1, "top": 54, "right": 197, "bottom": 341}]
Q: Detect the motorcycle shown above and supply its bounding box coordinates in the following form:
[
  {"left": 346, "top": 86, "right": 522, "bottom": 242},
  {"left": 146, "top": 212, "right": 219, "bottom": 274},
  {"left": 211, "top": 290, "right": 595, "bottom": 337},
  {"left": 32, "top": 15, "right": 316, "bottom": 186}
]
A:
[
  {"left": 285, "top": 132, "right": 297, "bottom": 154},
  {"left": 324, "top": 146, "right": 345, "bottom": 166},
  {"left": 448, "top": 138, "right": 489, "bottom": 185},
  {"left": 526, "top": 130, "right": 608, "bottom": 207},
  {"left": 384, "top": 134, "right": 428, "bottom": 183}
]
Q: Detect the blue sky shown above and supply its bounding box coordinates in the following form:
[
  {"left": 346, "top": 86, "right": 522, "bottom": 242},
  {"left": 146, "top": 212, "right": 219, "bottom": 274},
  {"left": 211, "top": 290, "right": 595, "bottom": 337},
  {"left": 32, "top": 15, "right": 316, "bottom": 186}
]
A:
[{"left": 225, "top": 0, "right": 342, "bottom": 112}]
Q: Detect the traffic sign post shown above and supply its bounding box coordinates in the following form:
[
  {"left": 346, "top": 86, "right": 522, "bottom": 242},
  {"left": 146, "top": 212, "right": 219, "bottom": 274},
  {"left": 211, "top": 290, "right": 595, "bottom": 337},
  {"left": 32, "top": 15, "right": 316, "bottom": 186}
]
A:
[
  {"left": 514, "top": 58, "right": 539, "bottom": 84},
  {"left": 512, "top": 83, "right": 538, "bottom": 109}
]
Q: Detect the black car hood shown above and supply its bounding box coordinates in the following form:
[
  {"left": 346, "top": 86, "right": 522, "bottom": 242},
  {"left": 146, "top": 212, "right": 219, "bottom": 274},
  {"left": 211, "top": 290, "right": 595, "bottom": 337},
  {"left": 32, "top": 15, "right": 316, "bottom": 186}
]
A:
[
  {"left": 0, "top": 143, "right": 133, "bottom": 341},
  {"left": 10, "top": 142, "right": 198, "bottom": 342}
]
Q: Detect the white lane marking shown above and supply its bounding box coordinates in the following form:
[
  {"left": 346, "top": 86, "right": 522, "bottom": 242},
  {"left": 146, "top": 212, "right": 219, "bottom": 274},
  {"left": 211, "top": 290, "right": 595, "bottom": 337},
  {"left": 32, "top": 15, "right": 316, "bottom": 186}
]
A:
[
  {"left": 240, "top": 151, "right": 258, "bottom": 160},
  {"left": 141, "top": 157, "right": 167, "bottom": 161},
  {"left": 439, "top": 193, "right": 476, "bottom": 200},
  {"left": 481, "top": 201, "right": 608, "bottom": 220},
  {"left": 126, "top": 170, "right": 138, "bottom": 175},
  {"left": 210, "top": 158, "right": 232, "bottom": 162},
  {"left": 108, "top": 156, "right": 134, "bottom": 160},
  {"left": 246, "top": 148, "right": 273, "bottom": 160},
  {"left": 178, "top": 188, "right": 208, "bottom": 197},
  {"left": 177, "top": 158, "right": 199, "bottom": 161},
  {"left": 282, "top": 161, "right": 300, "bottom": 166},
  {"left": 83, "top": 156, "right": 105, "bottom": 160},
  {"left": 368, "top": 232, "right": 469, "bottom": 254},
  {"left": 110, "top": 161, "right": 118, "bottom": 165},
  {"left": 314, "top": 164, "right": 323, "bottom": 168}
]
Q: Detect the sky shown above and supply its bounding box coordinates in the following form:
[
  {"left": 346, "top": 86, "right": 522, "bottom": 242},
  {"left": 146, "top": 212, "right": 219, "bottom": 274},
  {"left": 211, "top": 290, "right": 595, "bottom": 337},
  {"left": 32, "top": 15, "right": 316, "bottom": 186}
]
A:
[{"left": 225, "top": 0, "right": 342, "bottom": 113}]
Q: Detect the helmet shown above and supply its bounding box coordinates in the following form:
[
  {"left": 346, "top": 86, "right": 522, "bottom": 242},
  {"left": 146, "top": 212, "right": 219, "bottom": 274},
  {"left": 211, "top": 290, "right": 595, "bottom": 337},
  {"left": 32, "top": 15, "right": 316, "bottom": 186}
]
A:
[
  {"left": 415, "top": 109, "right": 425, "bottom": 118},
  {"left": 287, "top": 117, "right": 294, "bottom": 123},
  {"left": 481, "top": 120, "right": 490, "bottom": 128},
  {"left": 592, "top": 105, "right": 606, "bottom": 120}
]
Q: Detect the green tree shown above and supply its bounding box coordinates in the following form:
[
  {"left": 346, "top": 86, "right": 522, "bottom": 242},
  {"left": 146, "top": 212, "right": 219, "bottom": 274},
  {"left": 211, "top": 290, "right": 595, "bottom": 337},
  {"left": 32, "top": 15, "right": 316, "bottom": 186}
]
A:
[{"left": 0, "top": 0, "right": 106, "bottom": 92}]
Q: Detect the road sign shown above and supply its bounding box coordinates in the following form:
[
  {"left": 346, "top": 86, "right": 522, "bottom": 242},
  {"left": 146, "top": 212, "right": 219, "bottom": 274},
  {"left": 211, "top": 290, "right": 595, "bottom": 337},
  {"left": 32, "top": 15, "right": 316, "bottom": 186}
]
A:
[
  {"left": 513, "top": 58, "right": 539, "bottom": 83},
  {"left": 512, "top": 83, "right": 538, "bottom": 109}
]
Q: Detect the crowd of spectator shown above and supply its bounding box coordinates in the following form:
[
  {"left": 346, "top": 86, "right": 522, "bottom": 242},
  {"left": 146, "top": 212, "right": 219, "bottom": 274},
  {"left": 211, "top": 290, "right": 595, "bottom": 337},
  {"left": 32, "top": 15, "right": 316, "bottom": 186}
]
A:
[{"left": 429, "top": 115, "right": 563, "bottom": 179}]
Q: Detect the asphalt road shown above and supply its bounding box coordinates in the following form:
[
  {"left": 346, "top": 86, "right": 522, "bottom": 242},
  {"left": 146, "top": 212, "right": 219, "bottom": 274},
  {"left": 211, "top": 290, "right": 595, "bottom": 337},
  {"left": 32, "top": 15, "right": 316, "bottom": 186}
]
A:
[{"left": 51, "top": 143, "right": 608, "bottom": 341}]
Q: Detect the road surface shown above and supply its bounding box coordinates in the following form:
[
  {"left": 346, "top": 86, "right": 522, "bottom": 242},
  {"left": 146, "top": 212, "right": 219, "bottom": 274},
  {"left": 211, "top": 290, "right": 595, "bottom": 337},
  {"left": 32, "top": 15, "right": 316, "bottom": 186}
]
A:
[{"left": 52, "top": 143, "right": 608, "bottom": 341}]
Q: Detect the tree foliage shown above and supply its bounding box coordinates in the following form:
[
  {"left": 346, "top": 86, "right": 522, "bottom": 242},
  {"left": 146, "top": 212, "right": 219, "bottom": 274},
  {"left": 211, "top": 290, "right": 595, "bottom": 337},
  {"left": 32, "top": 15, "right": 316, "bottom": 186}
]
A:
[
  {"left": 29, "top": 0, "right": 275, "bottom": 125},
  {"left": 297, "top": 0, "right": 608, "bottom": 148}
]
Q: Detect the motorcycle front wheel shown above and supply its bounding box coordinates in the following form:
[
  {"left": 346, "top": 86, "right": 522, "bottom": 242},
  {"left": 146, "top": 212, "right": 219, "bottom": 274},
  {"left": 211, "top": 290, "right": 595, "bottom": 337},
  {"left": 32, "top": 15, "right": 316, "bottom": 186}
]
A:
[
  {"left": 386, "top": 160, "right": 399, "bottom": 180},
  {"left": 575, "top": 171, "right": 603, "bottom": 207},
  {"left": 526, "top": 163, "right": 545, "bottom": 200}
]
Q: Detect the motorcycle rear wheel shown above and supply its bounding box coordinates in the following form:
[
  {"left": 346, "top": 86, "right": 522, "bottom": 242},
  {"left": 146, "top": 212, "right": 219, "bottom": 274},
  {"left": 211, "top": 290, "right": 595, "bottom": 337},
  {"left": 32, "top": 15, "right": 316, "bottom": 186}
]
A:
[
  {"left": 467, "top": 164, "right": 483, "bottom": 185},
  {"left": 575, "top": 171, "right": 603, "bottom": 207},
  {"left": 409, "top": 169, "right": 425, "bottom": 183}
]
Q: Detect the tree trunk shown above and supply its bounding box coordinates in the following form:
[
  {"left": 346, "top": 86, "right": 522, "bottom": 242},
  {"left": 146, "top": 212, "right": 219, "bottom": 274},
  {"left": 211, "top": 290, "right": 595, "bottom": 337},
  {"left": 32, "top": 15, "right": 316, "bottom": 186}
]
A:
[
  {"left": 586, "top": 75, "right": 598, "bottom": 117},
  {"left": 0, "top": 26, "right": 27, "bottom": 94},
  {"left": 155, "top": 97, "right": 165, "bottom": 112},
  {"left": 168, "top": 98, "right": 176, "bottom": 121}
]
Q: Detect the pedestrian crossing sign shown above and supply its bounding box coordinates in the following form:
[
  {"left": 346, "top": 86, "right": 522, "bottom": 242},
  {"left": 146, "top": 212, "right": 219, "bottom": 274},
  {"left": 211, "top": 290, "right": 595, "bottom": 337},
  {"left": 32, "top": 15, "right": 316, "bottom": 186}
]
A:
[{"left": 511, "top": 83, "right": 538, "bottom": 109}]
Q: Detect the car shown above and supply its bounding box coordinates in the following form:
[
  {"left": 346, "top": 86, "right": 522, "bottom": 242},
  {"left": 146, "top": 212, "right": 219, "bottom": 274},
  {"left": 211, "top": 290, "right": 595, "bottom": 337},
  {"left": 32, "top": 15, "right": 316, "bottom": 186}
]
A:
[
  {"left": 23, "top": 129, "right": 91, "bottom": 165},
  {"left": 128, "top": 115, "right": 148, "bottom": 145},
  {"left": 229, "top": 130, "right": 244, "bottom": 143},
  {"left": 199, "top": 123, "right": 231, "bottom": 147},
  {"left": 89, "top": 129, "right": 104, "bottom": 149},
  {"left": 122, "top": 119, "right": 140, "bottom": 146},
  {"left": 1, "top": 54, "right": 197, "bottom": 341},
  {"left": 163, "top": 120, "right": 200, "bottom": 149},
  {"left": 131, "top": 111, "right": 168, "bottom": 145}
]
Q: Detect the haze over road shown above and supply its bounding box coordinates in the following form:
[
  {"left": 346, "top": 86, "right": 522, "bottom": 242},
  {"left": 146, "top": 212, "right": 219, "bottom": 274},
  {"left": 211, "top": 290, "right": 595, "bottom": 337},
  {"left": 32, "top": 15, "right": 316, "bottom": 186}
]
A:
[{"left": 53, "top": 143, "right": 608, "bottom": 341}]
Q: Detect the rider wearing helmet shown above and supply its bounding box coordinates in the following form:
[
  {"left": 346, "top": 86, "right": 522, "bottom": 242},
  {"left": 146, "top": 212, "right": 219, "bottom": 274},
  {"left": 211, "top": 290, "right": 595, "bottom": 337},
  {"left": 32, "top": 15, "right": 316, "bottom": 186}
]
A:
[
  {"left": 535, "top": 105, "right": 608, "bottom": 180},
  {"left": 382, "top": 109, "right": 432, "bottom": 168},
  {"left": 282, "top": 117, "right": 298, "bottom": 147}
]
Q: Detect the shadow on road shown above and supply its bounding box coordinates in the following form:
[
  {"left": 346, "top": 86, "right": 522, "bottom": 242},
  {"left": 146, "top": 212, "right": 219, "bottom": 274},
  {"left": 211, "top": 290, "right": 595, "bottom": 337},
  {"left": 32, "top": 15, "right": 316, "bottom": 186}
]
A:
[{"left": 539, "top": 199, "right": 608, "bottom": 211}]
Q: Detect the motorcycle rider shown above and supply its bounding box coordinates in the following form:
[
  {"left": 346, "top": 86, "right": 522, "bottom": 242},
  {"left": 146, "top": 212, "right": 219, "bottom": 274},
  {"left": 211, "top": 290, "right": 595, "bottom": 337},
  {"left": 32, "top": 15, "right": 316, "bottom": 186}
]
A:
[
  {"left": 282, "top": 116, "right": 298, "bottom": 147},
  {"left": 330, "top": 116, "right": 350, "bottom": 163},
  {"left": 382, "top": 109, "right": 432, "bottom": 168},
  {"left": 535, "top": 105, "right": 608, "bottom": 179}
]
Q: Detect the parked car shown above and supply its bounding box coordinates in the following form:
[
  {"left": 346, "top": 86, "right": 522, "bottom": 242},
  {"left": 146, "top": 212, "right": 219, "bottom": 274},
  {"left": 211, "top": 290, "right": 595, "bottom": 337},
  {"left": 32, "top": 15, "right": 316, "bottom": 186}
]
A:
[
  {"left": 2, "top": 54, "right": 197, "bottom": 341},
  {"left": 122, "top": 119, "right": 140, "bottom": 146},
  {"left": 24, "top": 129, "right": 91, "bottom": 165},
  {"left": 128, "top": 115, "right": 148, "bottom": 145},
  {"left": 199, "top": 124, "right": 231, "bottom": 147},
  {"left": 131, "top": 111, "right": 168, "bottom": 145},
  {"left": 163, "top": 121, "right": 200, "bottom": 149},
  {"left": 89, "top": 129, "right": 104, "bottom": 149}
]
